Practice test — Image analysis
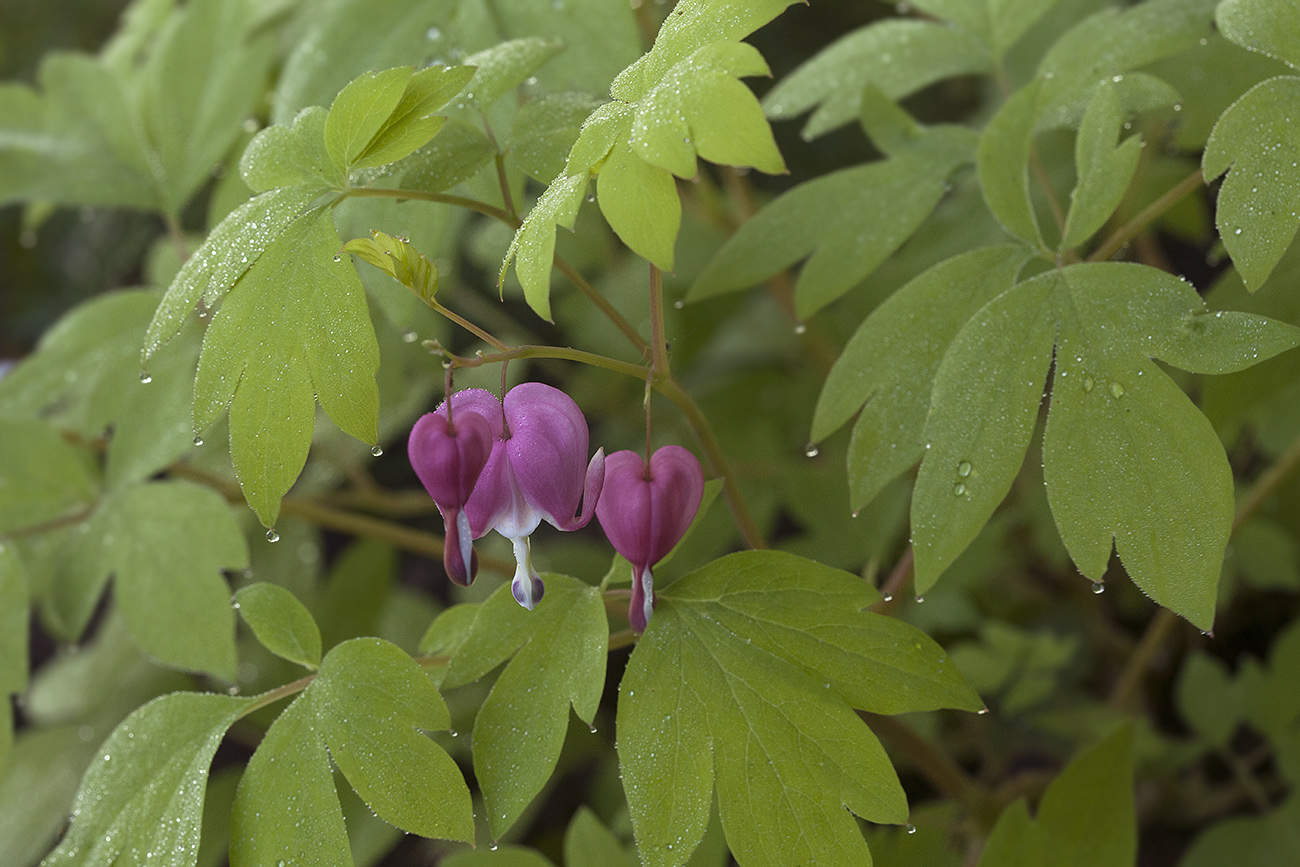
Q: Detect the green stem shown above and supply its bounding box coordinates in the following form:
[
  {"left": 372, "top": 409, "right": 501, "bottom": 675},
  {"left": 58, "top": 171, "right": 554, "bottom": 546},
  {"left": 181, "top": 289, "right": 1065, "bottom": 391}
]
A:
[
  {"left": 1088, "top": 169, "right": 1204, "bottom": 263},
  {"left": 648, "top": 264, "right": 671, "bottom": 374},
  {"left": 343, "top": 187, "right": 518, "bottom": 225},
  {"left": 430, "top": 300, "right": 510, "bottom": 352},
  {"left": 442, "top": 344, "right": 650, "bottom": 381}
]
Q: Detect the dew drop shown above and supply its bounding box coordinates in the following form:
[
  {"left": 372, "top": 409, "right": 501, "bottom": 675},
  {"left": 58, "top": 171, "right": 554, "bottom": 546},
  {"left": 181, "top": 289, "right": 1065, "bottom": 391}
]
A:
[
  {"left": 914, "top": 595, "right": 925, "bottom": 604},
  {"left": 1083, "top": 376, "right": 1095, "bottom": 392},
  {"left": 139, "top": 371, "right": 152, "bottom": 384},
  {"left": 1091, "top": 582, "right": 1105, "bottom": 594},
  {"left": 371, "top": 445, "right": 384, "bottom": 457},
  {"left": 794, "top": 322, "right": 807, "bottom": 335},
  {"left": 586, "top": 193, "right": 596, "bottom": 203},
  {"left": 977, "top": 707, "right": 990, "bottom": 715},
  {"left": 804, "top": 443, "right": 820, "bottom": 458},
  {"left": 192, "top": 436, "right": 203, "bottom": 447},
  {"left": 956, "top": 460, "right": 971, "bottom": 477},
  {"left": 449, "top": 728, "right": 460, "bottom": 737},
  {"left": 489, "top": 843, "right": 499, "bottom": 851},
  {"left": 589, "top": 724, "right": 598, "bottom": 733},
  {"left": 881, "top": 593, "right": 893, "bottom": 602},
  {"left": 906, "top": 823, "right": 917, "bottom": 834},
  {"left": 953, "top": 482, "right": 966, "bottom": 496},
  {"left": 1110, "top": 382, "right": 1125, "bottom": 398},
  {"left": 333, "top": 254, "right": 342, "bottom": 262},
  {"left": 426, "top": 26, "right": 441, "bottom": 39},
  {"left": 673, "top": 299, "right": 685, "bottom": 309},
  {"left": 850, "top": 510, "right": 859, "bottom": 519},
  {"left": 403, "top": 330, "right": 418, "bottom": 343},
  {"left": 266, "top": 528, "right": 280, "bottom": 543}
]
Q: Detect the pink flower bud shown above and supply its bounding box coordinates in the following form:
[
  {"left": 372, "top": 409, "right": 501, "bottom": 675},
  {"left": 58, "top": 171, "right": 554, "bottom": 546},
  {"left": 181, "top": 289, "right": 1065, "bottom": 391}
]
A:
[{"left": 596, "top": 446, "right": 704, "bottom": 631}]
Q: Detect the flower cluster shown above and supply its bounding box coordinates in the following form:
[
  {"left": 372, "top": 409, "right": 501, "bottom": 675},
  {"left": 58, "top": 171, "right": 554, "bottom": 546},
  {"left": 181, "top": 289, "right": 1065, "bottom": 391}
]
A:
[{"left": 409, "top": 382, "right": 703, "bottom": 631}]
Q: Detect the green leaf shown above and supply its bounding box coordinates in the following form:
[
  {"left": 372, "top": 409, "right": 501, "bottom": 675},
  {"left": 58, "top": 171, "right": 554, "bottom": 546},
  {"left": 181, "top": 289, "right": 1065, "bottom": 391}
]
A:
[
  {"left": 977, "top": 81, "right": 1046, "bottom": 247},
  {"left": 459, "top": 38, "right": 564, "bottom": 112},
  {"left": 908, "top": 0, "right": 1058, "bottom": 59},
  {"left": 620, "top": 551, "right": 981, "bottom": 867},
  {"left": 1233, "top": 519, "right": 1300, "bottom": 589},
  {"left": 501, "top": 172, "right": 590, "bottom": 321},
  {"left": 1218, "top": 0, "right": 1300, "bottom": 69},
  {"left": 977, "top": 725, "right": 1136, "bottom": 867},
  {"left": 565, "top": 807, "right": 638, "bottom": 867},
  {"left": 911, "top": 277, "right": 1057, "bottom": 595},
  {"left": 436, "top": 576, "right": 607, "bottom": 837},
  {"left": 597, "top": 138, "right": 681, "bottom": 271},
  {"left": 1061, "top": 80, "right": 1143, "bottom": 250},
  {"left": 42, "top": 691, "right": 256, "bottom": 867},
  {"left": 1181, "top": 799, "right": 1300, "bottom": 867},
  {"left": 0, "top": 544, "right": 27, "bottom": 768},
  {"left": 1203, "top": 76, "right": 1300, "bottom": 291},
  {"left": 233, "top": 582, "right": 323, "bottom": 670},
  {"left": 812, "top": 245, "right": 1032, "bottom": 511},
  {"left": 511, "top": 92, "right": 604, "bottom": 183},
  {"left": 0, "top": 53, "right": 156, "bottom": 210},
  {"left": 764, "top": 20, "right": 992, "bottom": 140},
  {"left": 95, "top": 480, "right": 246, "bottom": 679},
  {"left": 311, "top": 638, "right": 473, "bottom": 840},
  {"left": 443, "top": 847, "right": 556, "bottom": 867},
  {"left": 325, "top": 67, "right": 418, "bottom": 172},
  {"left": 0, "top": 419, "right": 97, "bottom": 535},
  {"left": 240, "top": 107, "right": 343, "bottom": 193},
  {"left": 0, "top": 726, "right": 90, "bottom": 865},
  {"left": 139, "top": 0, "right": 275, "bottom": 215},
  {"left": 144, "top": 187, "right": 324, "bottom": 359},
  {"left": 691, "top": 147, "right": 974, "bottom": 317},
  {"left": 356, "top": 64, "right": 477, "bottom": 170},
  {"left": 489, "top": 0, "right": 643, "bottom": 94},
  {"left": 914, "top": 262, "right": 1300, "bottom": 625},
  {"left": 230, "top": 696, "right": 353, "bottom": 867},
  {"left": 343, "top": 230, "right": 439, "bottom": 305},
  {"left": 395, "top": 117, "right": 498, "bottom": 192},
  {"left": 192, "top": 207, "right": 380, "bottom": 525},
  {"left": 1176, "top": 651, "right": 1241, "bottom": 747}
]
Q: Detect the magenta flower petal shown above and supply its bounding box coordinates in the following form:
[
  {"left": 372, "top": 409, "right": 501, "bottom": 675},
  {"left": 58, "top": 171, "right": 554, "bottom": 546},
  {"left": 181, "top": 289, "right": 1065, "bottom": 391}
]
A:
[
  {"left": 504, "top": 382, "right": 602, "bottom": 530},
  {"left": 596, "top": 445, "right": 705, "bottom": 631}
]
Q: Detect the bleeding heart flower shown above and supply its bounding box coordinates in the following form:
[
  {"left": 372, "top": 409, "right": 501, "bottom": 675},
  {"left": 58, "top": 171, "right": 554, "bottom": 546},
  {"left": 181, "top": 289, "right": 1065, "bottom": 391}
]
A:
[
  {"left": 413, "top": 384, "right": 604, "bottom": 609},
  {"left": 409, "top": 407, "right": 496, "bottom": 586},
  {"left": 595, "top": 445, "right": 705, "bottom": 631}
]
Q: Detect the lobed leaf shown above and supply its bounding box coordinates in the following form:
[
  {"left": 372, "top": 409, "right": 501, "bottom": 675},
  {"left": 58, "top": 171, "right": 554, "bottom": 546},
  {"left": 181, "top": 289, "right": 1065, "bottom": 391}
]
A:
[
  {"left": 764, "top": 19, "right": 992, "bottom": 140},
  {"left": 192, "top": 207, "right": 380, "bottom": 525},
  {"left": 434, "top": 576, "right": 608, "bottom": 837},
  {"left": 324, "top": 67, "right": 416, "bottom": 172},
  {"left": 458, "top": 38, "right": 564, "bottom": 113},
  {"left": 1203, "top": 76, "right": 1300, "bottom": 291},
  {"left": 240, "top": 107, "right": 342, "bottom": 193},
  {"left": 1217, "top": 0, "right": 1300, "bottom": 69},
  {"left": 565, "top": 808, "right": 639, "bottom": 867},
  {"left": 42, "top": 691, "right": 255, "bottom": 867},
  {"left": 812, "top": 245, "right": 1032, "bottom": 511},
  {"left": 344, "top": 230, "right": 440, "bottom": 305},
  {"left": 906, "top": 0, "right": 1058, "bottom": 59},
  {"left": 511, "top": 92, "right": 605, "bottom": 183},
  {"left": 0, "top": 419, "right": 97, "bottom": 535},
  {"left": 502, "top": 172, "right": 590, "bottom": 321},
  {"left": 619, "top": 550, "right": 981, "bottom": 867},
  {"left": 977, "top": 725, "right": 1136, "bottom": 867},
  {"left": 1061, "top": 80, "right": 1143, "bottom": 250},
  {"left": 356, "top": 64, "right": 477, "bottom": 170},
  {"left": 233, "top": 582, "right": 323, "bottom": 670}
]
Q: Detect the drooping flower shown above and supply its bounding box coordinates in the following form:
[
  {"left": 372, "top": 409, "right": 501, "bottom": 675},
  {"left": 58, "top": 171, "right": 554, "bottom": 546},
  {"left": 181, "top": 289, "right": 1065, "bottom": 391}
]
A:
[
  {"left": 408, "top": 406, "right": 496, "bottom": 585},
  {"left": 595, "top": 445, "right": 704, "bottom": 632},
  {"left": 412, "top": 383, "right": 605, "bottom": 609}
]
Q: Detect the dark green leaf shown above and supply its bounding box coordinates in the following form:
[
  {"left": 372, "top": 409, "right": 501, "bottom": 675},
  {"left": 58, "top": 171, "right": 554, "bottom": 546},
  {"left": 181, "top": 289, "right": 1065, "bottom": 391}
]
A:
[
  {"left": 0, "top": 726, "right": 88, "bottom": 865},
  {"left": 1218, "top": 0, "right": 1300, "bottom": 69},
  {"left": 394, "top": 117, "right": 498, "bottom": 193},
  {"left": 0, "top": 419, "right": 97, "bottom": 535},
  {"left": 977, "top": 81, "right": 1046, "bottom": 247},
  {"left": 435, "top": 576, "right": 607, "bottom": 837},
  {"left": 565, "top": 807, "right": 638, "bottom": 867},
  {"left": 764, "top": 20, "right": 991, "bottom": 140},
  {"left": 812, "top": 245, "right": 1031, "bottom": 510},
  {"left": 908, "top": 0, "right": 1058, "bottom": 59},
  {"left": 443, "top": 847, "right": 556, "bottom": 867},
  {"left": 1061, "top": 80, "right": 1143, "bottom": 250},
  {"left": 316, "top": 540, "right": 397, "bottom": 653},
  {"left": 43, "top": 691, "right": 255, "bottom": 867},
  {"left": 0, "top": 544, "right": 27, "bottom": 768},
  {"left": 1181, "top": 799, "right": 1300, "bottom": 867},
  {"left": 691, "top": 148, "right": 974, "bottom": 317},
  {"left": 312, "top": 638, "right": 473, "bottom": 841},
  {"left": 977, "top": 725, "right": 1136, "bottom": 867},
  {"left": 511, "top": 92, "right": 603, "bottom": 183},
  {"left": 912, "top": 276, "right": 1057, "bottom": 595},
  {"left": 1176, "top": 651, "right": 1240, "bottom": 746},
  {"left": 1203, "top": 76, "right": 1300, "bottom": 291},
  {"left": 458, "top": 38, "right": 564, "bottom": 113},
  {"left": 234, "top": 582, "right": 323, "bottom": 670},
  {"left": 620, "top": 551, "right": 980, "bottom": 867},
  {"left": 1233, "top": 520, "right": 1300, "bottom": 590},
  {"left": 489, "top": 0, "right": 641, "bottom": 93}
]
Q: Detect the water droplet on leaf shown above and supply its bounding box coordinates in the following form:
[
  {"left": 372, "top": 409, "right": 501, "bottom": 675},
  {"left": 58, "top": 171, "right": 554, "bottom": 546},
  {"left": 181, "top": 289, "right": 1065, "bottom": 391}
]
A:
[
  {"left": 1110, "top": 382, "right": 1125, "bottom": 398},
  {"left": 804, "top": 443, "right": 819, "bottom": 458},
  {"left": 1091, "top": 582, "right": 1105, "bottom": 594},
  {"left": 192, "top": 436, "right": 203, "bottom": 447},
  {"left": 266, "top": 528, "right": 280, "bottom": 543},
  {"left": 953, "top": 482, "right": 966, "bottom": 496},
  {"left": 371, "top": 445, "right": 383, "bottom": 457},
  {"left": 139, "top": 371, "right": 152, "bottom": 384},
  {"left": 956, "top": 460, "right": 971, "bottom": 477}
]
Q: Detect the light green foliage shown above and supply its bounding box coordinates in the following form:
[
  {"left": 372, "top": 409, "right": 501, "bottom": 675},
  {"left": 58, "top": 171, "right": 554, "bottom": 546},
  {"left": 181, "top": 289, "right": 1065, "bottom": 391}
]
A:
[
  {"left": 344, "top": 230, "right": 440, "bottom": 306},
  {"left": 511, "top": 92, "right": 605, "bottom": 182},
  {"left": 42, "top": 691, "right": 255, "bottom": 867},
  {"left": 0, "top": 546, "right": 28, "bottom": 766},
  {"left": 233, "top": 583, "right": 323, "bottom": 670},
  {"left": 443, "top": 847, "right": 556, "bottom": 867},
  {"left": 59, "top": 481, "right": 245, "bottom": 679},
  {"left": 691, "top": 108, "right": 977, "bottom": 316},
  {"left": 502, "top": 0, "right": 792, "bottom": 316},
  {"left": 1061, "top": 80, "right": 1143, "bottom": 248},
  {"left": 763, "top": 20, "right": 992, "bottom": 140},
  {"left": 193, "top": 208, "right": 380, "bottom": 526},
  {"left": 906, "top": 0, "right": 1059, "bottom": 59},
  {"left": 394, "top": 117, "right": 498, "bottom": 192},
  {"left": 1177, "top": 652, "right": 1241, "bottom": 747},
  {"left": 1181, "top": 799, "right": 1300, "bottom": 867},
  {"left": 0, "top": 419, "right": 97, "bottom": 535},
  {"left": 977, "top": 725, "right": 1136, "bottom": 867},
  {"left": 1218, "top": 0, "right": 1300, "bottom": 69},
  {"left": 812, "top": 246, "right": 1032, "bottom": 511},
  {"left": 618, "top": 551, "right": 981, "bottom": 867},
  {"left": 1203, "top": 76, "right": 1300, "bottom": 291},
  {"left": 565, "top": 807, "right": 638, "bottom": 867},
  {"left": 912, "top": 263, "right": 1300, "bottom": 627},
  {"left": 234, "top": 637, "right": 472, "bottom": 859},
  {"left": 239, "top": 107, "right": 342, "bottom": 193},
  {"left": 425, "top": 576, "right": 607, "bottom": 837},
  {"left": 458, "top": 38, "right": 564, "bottom": 112}
]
